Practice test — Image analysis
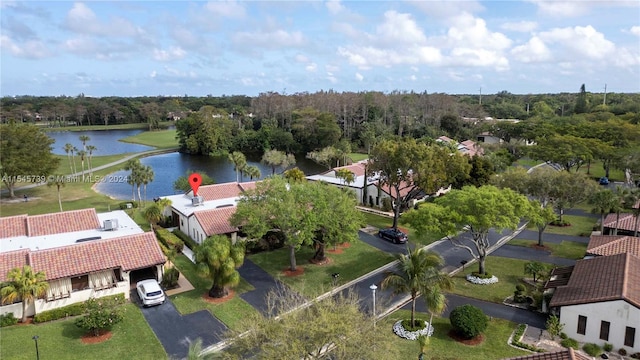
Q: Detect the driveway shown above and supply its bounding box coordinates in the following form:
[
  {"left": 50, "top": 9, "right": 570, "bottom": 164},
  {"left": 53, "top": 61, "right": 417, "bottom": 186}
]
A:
[{"left": 133, "top": 291, "right": 226, "bottom": 359}]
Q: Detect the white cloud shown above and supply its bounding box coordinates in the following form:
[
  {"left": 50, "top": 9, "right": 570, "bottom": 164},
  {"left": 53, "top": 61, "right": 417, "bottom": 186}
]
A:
[
  {"left": 501, "top": 21, "right": 538, "bottom": 33},
  {"left": 305, "top": 63, "right": 317, "bottom": 72},
  {"left": 409, "top": 75, "right": 417, "bottom": 81},
  {"left": 150, "top": 71, "right": 157, "bottom": 78},
  {"left": 376, "top": 11, "right": 427, "bottom": 46},
  {"left": 410, "top": 1, "right": 485, "bottom": 19},
  {"left": 527, "top": 0, "right": 591, "bottom": 17},
  {"left": 0, "top": 34, "right": 50, "bottom": 59},
  {"left": 295, "top": 54, "right": 309, "bottom": 63},
  {"left": 511, "top": 36, "right": 551, "bottom": 63},
  {"left": 355, "top": 72, "right": 363, "bottom": 81},
  {"left": 326, "top": 64, "right": 340, "bottom": 73},
  {"left": 446, "top": 13, "right": 512, "bottom": 51},
  {"left": 630, "top": 26, "right": 640, "bottom": 36},
  {"left": 539, "top": 25, "right": 615, "bottom": 60},
  {"left": 205, "top": 0, "right": 245, "bottom": 18},
  {"left": 153, "top": 47, "right": 187, "bottom": 61},
  {"left": 327, "top": 73, "right": 338, "bottom": 83},
  {"left": 325, "top": 0, "right": 344, "bottom": 15},
  {"left": 233, "top": 29, "right": 305, "bottom": 49},
  {"left": 65, "top": 2, "right": 142, "bottom": 37}
]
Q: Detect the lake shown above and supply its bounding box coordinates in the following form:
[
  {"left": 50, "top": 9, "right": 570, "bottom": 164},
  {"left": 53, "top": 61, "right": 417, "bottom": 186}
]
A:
[{"left": 46, "top": 129, "right": 153, "bottom": 155}]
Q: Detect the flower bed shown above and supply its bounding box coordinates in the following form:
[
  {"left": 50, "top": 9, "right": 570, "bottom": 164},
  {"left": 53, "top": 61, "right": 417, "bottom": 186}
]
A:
[
  {"left": 392, "top": 320, "right": 434, "bottom": 340},
  {"left": 466, "top": 274, "right": 499, "bottom": 285}
]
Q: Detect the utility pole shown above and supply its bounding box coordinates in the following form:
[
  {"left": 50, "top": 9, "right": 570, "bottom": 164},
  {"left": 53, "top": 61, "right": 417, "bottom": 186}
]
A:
[
  {"left": 479, "top": 87, "right": 482, "bottom": 105},
  {"left": 603, "top": 84, "right": 607, "bottom": 106}
]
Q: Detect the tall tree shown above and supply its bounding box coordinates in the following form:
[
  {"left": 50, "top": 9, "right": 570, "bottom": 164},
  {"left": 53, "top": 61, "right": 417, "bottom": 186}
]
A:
[
  {"left": 123, "top": 159, "right": 143, "bottom": 201},
  {"left": 623, "top": 188, "right": 640, "bottom": 237},
  {"left": 530, "top": 202, "right": 558, "bottom": 246},
  {"left": 228, "top": 151, "right": 247, "bottom": 183},
  {"left": 574, "top": 84, "right": 588, "bottom": 114},
  {"left": 589, "top": 189, "right": 618, "bottom": 233},
  {"left": 194, "top": 235, "right": 245, "bottom": 298},
  {"left": 86, "top": 145, "right": 97, "bottom": 174},
  {"left": 47, "top": 174, "right": 66, "bottom": 212},
  {"left": 79, "top": 134, "right": 90, "bottom": 151},
  {"left": 381, "top": 249, "right": 452, "bottom": 329},
  {"left": 261, "top": 149, "right": 296, "bottom": 175},
  {"left": 335, "top": 168, "right": 355, "bottom": 187},
  {"left": 242, "top": 165, "right": 261, "bottom": 181},
  {"left": 403, "top": 185, "right": 534, "bottom": 275},
  {"left": 77, "top": 150, "right": 87, "bottom": 181},
  {"left": 63, "top": 143, "right": 74, "bottom": 173},
  {"left": 0, "top": 124, "right": 60, "bottom": 198},
  {"left": 550, "top": 171, "right": 598, "bottom": 223},
  {"left": 368, "top": 138, "right": 471, "bottom": 229},
  {"left": 1, "top": 265, "right": 49, "bottom": 323}
]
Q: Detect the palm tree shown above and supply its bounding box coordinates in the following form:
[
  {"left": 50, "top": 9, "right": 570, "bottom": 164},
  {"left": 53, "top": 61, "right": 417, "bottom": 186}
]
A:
[
  {"left": 194, "top": 235, "right": 245, "bottom": 298},
  {"left": 228, "top": 151, "right": 247, "bottom": 183},
  {"left": 261, "top": 149, "right": 296, "bottom": 175},
  {"left": 612, "top": 186, "right": 631, "bottom": 235},
  {"left": 71, "top": 146, "right": 78, "bottom": 174},
  {"left": 141, "top": 165, "right": 154, "bottom": 203},
  {"left": 77, "top": 150, "right": 87, "bottom": 181},
  {"left": 63, "top": 143, "right": 74, "bottom": 173},
  {"left": 183, "top": 338, "right": 215, "bottom": 360},
  {"left": 1, "top": 265, "right": 49, "bottom": 323},
  {"left": 381, "top": 248, "right": 452, "bottom": 328},
  {"left": 79, "top": 135, "right": 90, "bottom": 151},
  {"left": 47, "top": 174, "right": 65, "bottom": 212},
  {"left": 143, "top": 203, "right": 163, "bottom": 228},
  {"left": 589, "top": 189, "right": 618, "bottom": 233},
  {"left": 124, "top": 159, "right": 142, "bottom": 201},
  {"left": 335, "top": 168, "right": 355, "bottom": 187},
  {"left": 242, "top": 165, "right": 261, "bottom": 181},
  {"left": 623, "top": 188, "right": 640, "bottom": 237},
  {"left": 86, "top": 145, "right": 97, "bottom": 174}
]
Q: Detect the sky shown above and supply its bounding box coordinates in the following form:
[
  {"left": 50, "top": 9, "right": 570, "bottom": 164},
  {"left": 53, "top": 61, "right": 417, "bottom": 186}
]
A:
[{"left": 1, "top": 1, "right": 639, "bottom": 97}]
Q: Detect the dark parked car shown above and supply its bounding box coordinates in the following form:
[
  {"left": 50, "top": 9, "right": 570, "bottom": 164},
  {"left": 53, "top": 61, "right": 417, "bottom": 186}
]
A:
[
  {"left": 378, "top": 228, "right": 408, "bottom": 244},
  {"left": 599, "top": 177, "right": 609, "bottom": 185}
]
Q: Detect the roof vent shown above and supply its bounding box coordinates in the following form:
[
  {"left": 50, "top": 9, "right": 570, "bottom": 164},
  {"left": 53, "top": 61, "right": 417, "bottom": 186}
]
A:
[
  {"left": 192, "top": 195, "right": 204, "bottom": 206},
  {"left": 103, "top": 219, "right": 119, "bottom": 231}
]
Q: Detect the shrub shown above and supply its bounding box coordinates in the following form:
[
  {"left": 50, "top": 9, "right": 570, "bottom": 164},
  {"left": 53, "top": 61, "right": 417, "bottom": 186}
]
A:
[
  {"left": 603, "top": 343, "right": 613, "bottom": 352},
  {"left": 619, "top": 348, "right": 627, "bottom": 356},
  {"left": 560, "top": 332, "right": 568, "bottom": 339},
  {"left": 471, "top": 271, "right": 493, "bottom": 279},
  {"left": 155, "top": 228, "right": 184, "bottom": 253},
  {"left": 449, "top": 304, "right": 488, "bottom": 339},
  {"left": 545, "top": 315, "right": 564, "bottom": 340},
  {"left": 0, "top": 313, "right": 18, "bottom": 327},
  {"left": 161, "top": 267, "right": 180, "bottom": 289},
  {"left": 381, "top": 197, "right": 392, "bottom": 212},
  {"left": 119, "top": 201, "right": 137, "bottom": 210},
  {"left": 510, "top": 324, "right": 545, "bottom": 353},
  {"left": 582, "top": 343, "right": 601, "bottom": 357},
  {"left": 560, "top": 338, "right": 579, "bottom": 349},
  {"left": 33, "top": 294, "right": 125, "bottom": 323},
  {"left": 514, "top": 284, "right": 527, "bottom": 303},
  {"left": 401, "top": 319, "right": 426, "bottom": 331},
  {"left": 515, "top": 284, "right": 526, "bottom": 292},
  {"left": 173, "top": 229, "right": 199, "bottom": 250},
  {"left": 75, "top": 297, "right": 124, "bottom": 337}
]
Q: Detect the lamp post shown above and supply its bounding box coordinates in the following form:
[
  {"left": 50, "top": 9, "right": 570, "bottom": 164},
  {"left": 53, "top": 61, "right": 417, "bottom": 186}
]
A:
[
  {"left": 32, "top": 335, "right": 40, "bottom": 360},
  {"left": 369, "top": 284, "right": 377, "bottom": 327}
]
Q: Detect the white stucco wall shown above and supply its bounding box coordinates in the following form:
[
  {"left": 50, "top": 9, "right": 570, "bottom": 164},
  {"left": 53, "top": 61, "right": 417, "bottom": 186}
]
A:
[{"left": 559, "top": 300, "right": 639, "bottom": 352}]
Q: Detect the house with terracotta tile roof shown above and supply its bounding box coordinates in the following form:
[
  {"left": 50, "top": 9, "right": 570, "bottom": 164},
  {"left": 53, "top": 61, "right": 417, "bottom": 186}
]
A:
[
  {"left": 436, "top": 136, "right": 485, "bottom": 157},
  {"left": 0, "top": 209, "right": 165, "bottom": 320},
  {"left": 586, "top": 235, "right": 640, "bottom": 258},
  {"left": 602, "top": 213, "right": 639, "bottom": 236},
  {"left": 502, "top": 348, "right": 591, "bottom": 360},
  {"left": 546, "top": 253, "right": 640, "bottom": 353},
  {"left": 163, "top": 182, "right": 256, "bottom": 243}
]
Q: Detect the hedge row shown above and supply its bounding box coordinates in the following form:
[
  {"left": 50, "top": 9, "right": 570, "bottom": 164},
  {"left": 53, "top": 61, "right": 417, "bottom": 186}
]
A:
[
  {"left": 172, "top": 229, "right": 199, "bottom": 250},
  {"left": 511, "top": 324, "right": 545, "bottom": 353},
  {"left": 155, "top": 228, "right": 184, "bottom": 253},
  {"left": 33, "top": 294, "right": 126, "bottom": 324},
  {"left": 0, "top": 313, "right": 19, "bottom": 327}
]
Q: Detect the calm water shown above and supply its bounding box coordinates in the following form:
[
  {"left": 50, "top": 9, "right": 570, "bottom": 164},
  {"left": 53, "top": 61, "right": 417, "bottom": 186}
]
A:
[
  {"left": 95, "top": 152, "right": 327, "bottom": 200},
  {"left": 46, "top": 129, "right": 153, "bottom": 155}
]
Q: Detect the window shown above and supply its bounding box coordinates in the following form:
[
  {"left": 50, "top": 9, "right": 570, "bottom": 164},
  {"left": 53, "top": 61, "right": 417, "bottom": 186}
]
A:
[
  {"left": 599, "top": 321, "right": 610, "bottom": 341},
  {"left": 71, "top": 275, "right": 89, "bottom": 291},
  {"left": 577, "top": 315, "right": 587, "bottom": 335},
  {"left": 625, "top": 327, "right": 636, "bottom": 347}
]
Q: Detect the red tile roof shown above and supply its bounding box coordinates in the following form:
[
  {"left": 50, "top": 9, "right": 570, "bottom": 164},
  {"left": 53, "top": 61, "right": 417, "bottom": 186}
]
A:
[
  {"left": 378, "top": 180, "right": 420, "bottom": 200},
  {"left": 0, "top": 249, "right": 30, "bottom": 282},
  {"left": 503, "top": 348, "right": 590, "bottom": 360},
  {"left": 26, "top": 208, "right": 101, "bottom": 236},
  {"left": 0, "top": 214, "right": 28, "bottom": 238},
  {"left": 333, "top": 162, "right": 366, "bottom": 177},
  {"left": 603, "top": 213, "right": 638, "bottom": 233},
  {"left": 549, "top": 253, "right": 640, "bottom": 308},
  {"left": 193, "top": 207, "right": 238, "bottom": 236},
  {"left": 587, "top": 235, "right": 640, "bottom": 257},
  {"left": 194, "top": 183, "right": 245, "bottom": 202},
  {"left": 460, "top": 139, "right": 485, "bottom": 157},
  {"left": 0, "top": 232, "right": 165, "bottom": 281},
  {"left": 238, "top": 181, "right": 257, "bottom": 192}
]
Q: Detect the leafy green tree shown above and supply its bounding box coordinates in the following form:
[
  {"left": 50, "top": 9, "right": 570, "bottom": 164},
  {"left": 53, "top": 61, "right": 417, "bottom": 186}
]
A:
[
  {"left": 403, "top": 185, "right": 534, "bottom": 275},
  {"left": 47, "top": 174, "right": 66, "bottom": 212},
  {"left": 466, "top": 155, "right": 495, "bottom": 187},
  {"left": 528, "top": 135, "right": 593, "bottom": 173},
  {"left": 589, "top": 189, "right": 618, "bottom": 233},
  {"left": 194, "top": 235, "right": 245, "bottom": 298},
  {"left": 574, "top": 84, "right": 588, "bottom": 114},
  {"left": 306, "top": 146, "right": 340, "bottom": 169},
  {"left": 530, "top": 201, "right": 558, "bottom": 246},
  {"left": 449, "top": 304, "right": 488, "bottom": 339},
  {"left": 173, "top": 170, "right": 215, "bottom": 193},
  {"left": 546, "top": 315, "right": 564, "bottom": 341},
  {"left": 175, "top": 109, "right": 233, "bottom": 155},
  {"left": 228, "top": 151, "right": 247, "bottom": 183},
  {"left": 242, "top": 165, "right": 261, "bottom": 181},
  {"left": 524, "top": 261, "right": 546, "bottom": 283},
  {"left": 623, "top": 188, "right": 640, "bottom": 237},
  {"left": 261, "top": 149, "right": 296, "bottom": 175},
  {"left": 219, "top": 289, "right": 398, "bottom": 359},
  {"left": 1, "top": 266, "right": 49, "bottom": 323},
  {"left": 75, "top": 296, "right": 124, "bottom": 337},
  {"left": 381, "top": 249, "right": 452, "bottom": 328},
  {"left": 550, "top": 171, "right": 598, "bottom": 223},
  {"left": 283, "top": 167, "right": 305, "bottom": 182},
  {"left": 335, "top": 168, "right": 355, "bottom": 186},
  {"left": 0, "top": 123, "right": 60, "bottom": 197},
  {"left": 368, "top": 138, "right": 471, "bottom": 229}
]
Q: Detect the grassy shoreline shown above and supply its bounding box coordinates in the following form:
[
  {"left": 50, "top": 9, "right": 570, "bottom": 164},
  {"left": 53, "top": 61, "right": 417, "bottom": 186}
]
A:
[{"left": 40, "top": 122, "right": 175, "bottom": 132}]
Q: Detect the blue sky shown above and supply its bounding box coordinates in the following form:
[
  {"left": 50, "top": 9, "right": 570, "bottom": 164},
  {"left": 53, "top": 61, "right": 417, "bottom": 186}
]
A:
[{"left": 1, "top": 1, "right": 639, "bottom": 97}]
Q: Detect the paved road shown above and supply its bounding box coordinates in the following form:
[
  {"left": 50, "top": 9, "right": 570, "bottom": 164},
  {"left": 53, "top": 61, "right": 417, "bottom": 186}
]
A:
[
  {"left": 513, "top": 229, "right": 590, "bottom": 244},
  {"left": 134, "top": 291, "right": 226, "bottom": 359},
  {"left": 492, "top": 245, "right": 576, "bottom": 266}
]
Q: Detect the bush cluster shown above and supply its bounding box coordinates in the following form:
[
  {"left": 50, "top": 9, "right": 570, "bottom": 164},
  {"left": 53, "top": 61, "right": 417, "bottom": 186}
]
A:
[
  {"left": 75, "top": 296, "right": 124, "bottom": 336},
  {"left": 449, "top": 304, "right": 488, "bottom": 339},
  {"left": 118, "top": 201, "right": 138, "bottom": 209},
  {"left": 172, "top": 229, "right": 199, "bottom": 250},
  {"left": 33, "top": 294, "right": 125, "bottom": 324},
  {"left": 560, "top": 338, "right": 579, "bottom": 349},
  {"left": 401, "top": 319, "right": 426, "bottom": 331},
  {"left": 155, "top": 228, "right": 184, "bottom": 253},
  {"left": 471, "top": 272, "right": 494, "bottom": 279},
  {"left": 0, "top": 313, "right": 18, "bottom": 327},
  {"left": 514, "top": 284, "right": 527, "bottom": 303},
  {"left": 161, "top": 267, "right": 180, "bottom": 289},
  {"left": 603, "top": 343, "right": 613, "bottom": 352},
  {"left": 582, "top": 343, "right": 601, "bottom": 357}
]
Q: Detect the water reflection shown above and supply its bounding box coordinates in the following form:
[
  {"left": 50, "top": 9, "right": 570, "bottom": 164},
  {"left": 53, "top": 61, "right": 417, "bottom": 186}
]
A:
[{"left": 46, "top": 129, "right": 153, "bottom": 155}]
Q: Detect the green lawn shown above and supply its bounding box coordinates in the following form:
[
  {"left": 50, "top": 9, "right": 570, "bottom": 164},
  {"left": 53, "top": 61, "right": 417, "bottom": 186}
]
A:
[
  {"left": 360, "top": 212, "right": 444, "bottom": 246},
  {"left": 52, "top": 154, "right": 132, "bottom": 176},
  {"left": 170, "top": 255, "right": 259, "bottom": 330},
  {"left": 383, "top": 311, "right": 529, "bottom": 359},
  {"left": 513, "top": 158, "right": 542, "bottom": 168},
  {"left": 0, "top": 303, "right": 166, "bottom": 360},
  {"left": 449, "top": 257, "right": 545, "bottom": 303},
  {"left": 348, "top": 152, "right": 369, "bottom": 162},
  {"left": 530, "top": 214, "right": 596, "bottom": 237},
  {"left": 248, "top": 239, "right": 395, "bottom": 298},
  {"left": 509, "top": 238, "right": 587, "bottom": 259},
  {"left": 120, "top": 129, "right": 179, "bottom": 149},
  {"left": 575, "top": 160, "right": 625, "bottom": 182}
]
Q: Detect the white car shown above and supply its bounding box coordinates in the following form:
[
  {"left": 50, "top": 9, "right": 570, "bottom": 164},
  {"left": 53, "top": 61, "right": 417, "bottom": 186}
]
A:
[{"left": 136, "top": 279, "right": 165, "bottom": 307}]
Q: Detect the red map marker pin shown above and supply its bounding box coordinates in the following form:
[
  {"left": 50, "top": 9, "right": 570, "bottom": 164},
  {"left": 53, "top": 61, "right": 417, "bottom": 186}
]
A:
[{"left": 189, "top": 173, "right": 202, "bottom": 196}]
